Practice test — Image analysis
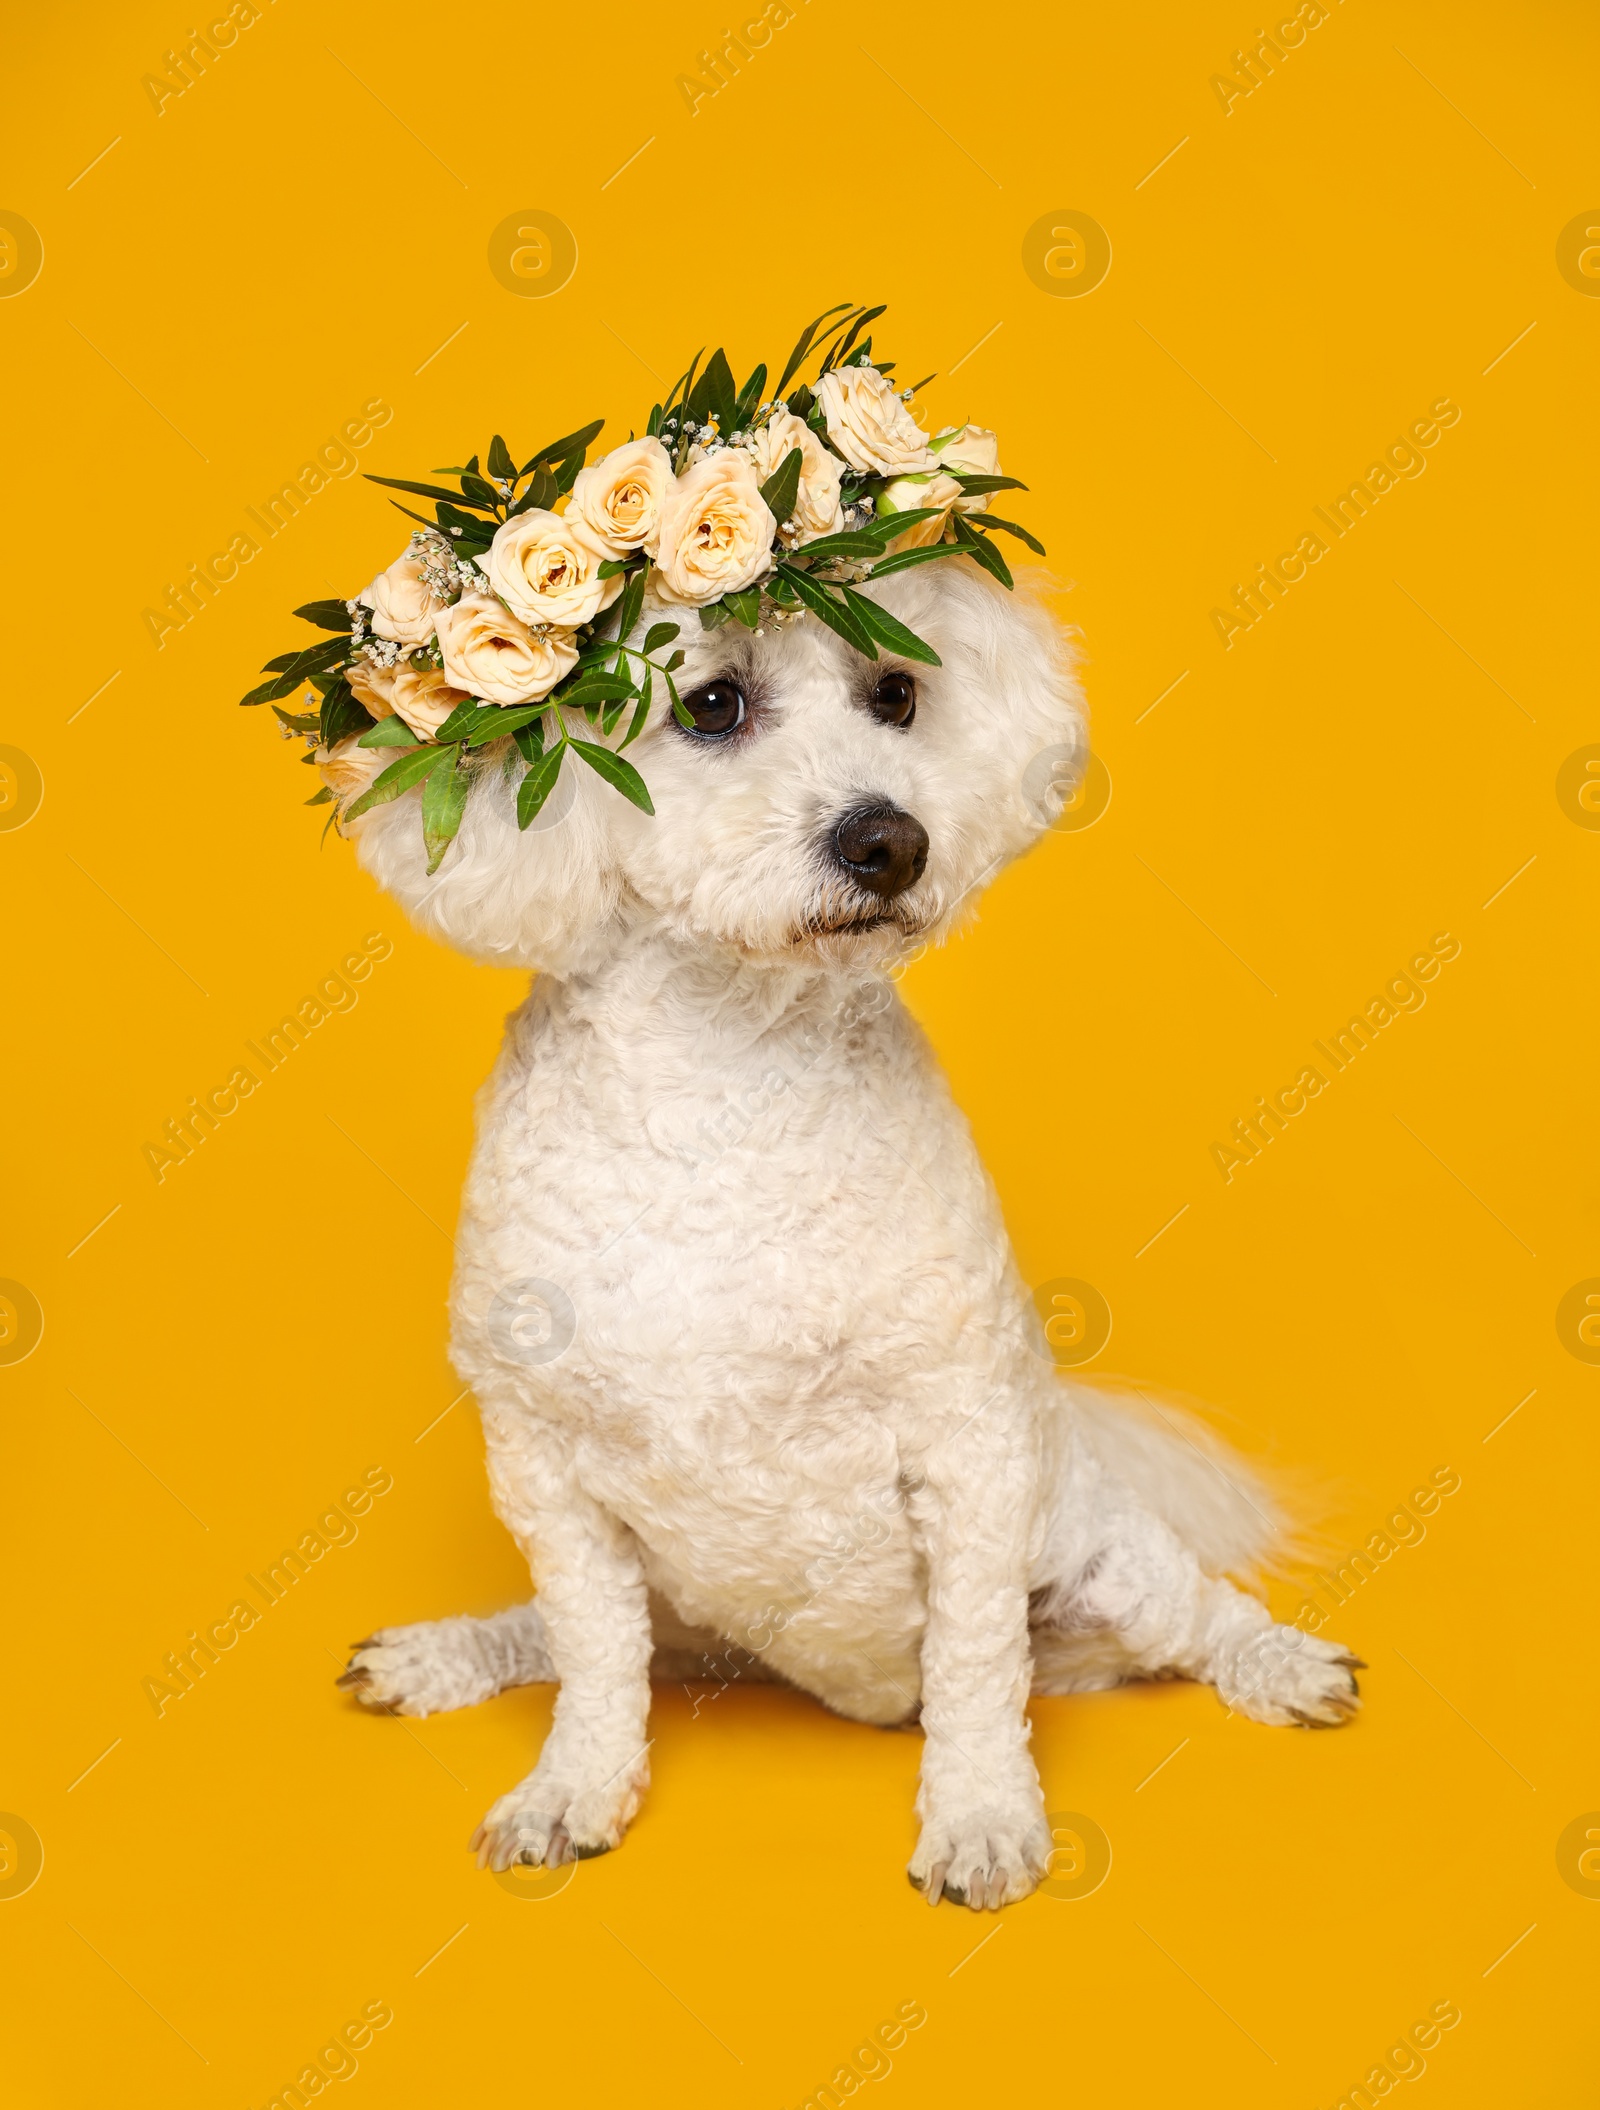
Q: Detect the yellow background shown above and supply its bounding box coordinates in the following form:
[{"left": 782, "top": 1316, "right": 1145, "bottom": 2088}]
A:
[{"left": 3, "top": 0, "right": 1595, "bottom": 2100}]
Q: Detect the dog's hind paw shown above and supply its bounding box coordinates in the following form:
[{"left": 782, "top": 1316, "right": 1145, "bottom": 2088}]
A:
[
  {"left": 908, "top": 1804, "right": 1053, "bottom": 1912},
  {"left": 336, "top": 1605, "right": 553, "bottom": 1718},
  {"left": 1219, "top": 1624, "right": 1362, "bottom": 1728},
  {"left": 472, "top": 1743, "right": 650, "bottom": 1874},
  {"left": 336, "top": 1625, "right": 487, "bottom": 1717}
]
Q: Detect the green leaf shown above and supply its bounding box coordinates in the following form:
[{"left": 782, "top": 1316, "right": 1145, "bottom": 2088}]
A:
[
  {"left": 824, "top": 304, "right": 886, "bottom": 375},
  {"left": 558, "top": 670, "right": 636, "bottom": 708},
  {"left": 688, "top": 347, "right": 737, "bottom": 435},
  {"left": 978, "top": 515, "right": 1047, "bottom": 555},
  {"left": 272, "top": 704, "right": 321, "bottom": 734},
  {"left": 859, "top": 506, "right": 946, "bottom": 544},
  {"left": 263, "top": 638, "right": 348, "bottom": 679},
  {"left": 659, "top": 350, "right": 698, "bottom": 425},
  {"left": 775, "top": 303, "right": 853, "bottom": 399},
  {"left": 758, "top": 446, "right": 803, "bottom": 525},
  {"left": 571, "top": 739, "right": 655, "bottom": 815},
  {"left": 783, "top": 531, "right": 883, "bottom": 564},
  {"left": 731, "top": 361, "right": 768, "bottom": 431},
  {"left": 432, "top": 699, "right": 485, "bottom": 744},
  {"left": 243, "top": 639, "right": 350, "bottom": 705},
  {"left": 597, "top": 558, "right": 628, "bottom": 578},
  {"left": 699, "top": 601, "right": 734, "bottom": 632},
  {"left": 863, "top": 542, "right": 971, "bottom": 581},
  {"left": 613, "top": 567, "right": 646, "bottom": 645},
  {"left": 431, "top": 700, "right": 536, "bottom": 747},
  {"left": 322, "top": 678, "right": 374, "bottom": 750},
  {"left": 387, "top": 501, "right": 439, "bottom": 535},
  {"left": 621, "top": 670, "right": 652, "bottom": 749},
  {"left": 516, "top": 743, "right": 565, "bottom": 828},
  {"left": 765, "top": 572, "right": 800, "bottom": 609},
  {"left": 343, "top": 742, "right": 452, "bottom": 821},
  {"left": 293, "top": 599, "right": 353, "bottom": 632},
  {"left": 509, "top": 467, "right": 559, "bottom": 518},
  {"left": 365, "top": 473, "right": 499, "bottom": 514},
  {"left": 774, "top": 564, "right": 877, "bottom": 658},
  {"left": 643, "top": 621, "right": 680, "bottom": 654},
  {"left": 951, "top": 513, "right": 1014, "bottom": 588},
  {"left": 724, "top": 587, "right": 760, "bottom": 629},
  {"left": 421, "top": 749, "right": 472, "bottom": 874},
  {"left": 950, "top": 473, "right": 1028, "bottom": 496},
  {"left": 357, "top": 715, "right": 423, "bottom": 749},
  {"left": 487, "top": 434, "right": 516, "bottom": 482},
  {"left": 841, "top": 589, "right": 942, "bottom": 667},
  {"left": 460, "top": 472, "right": 502, "bottom": 511},
  {"left": 436, "top": 503, "right": 494, "bottom": 549},
  {"left": 522, "top": 419, "right": 604, "bottom": 475},
  {"left": 466, "top": 703, "right": 548, "bottom": 745},
  {"left": 512, "top": 717, "right": 545, "bottom": 764},
  {"left": 305, "top": 785, "right": 335, "bottom": 806}
]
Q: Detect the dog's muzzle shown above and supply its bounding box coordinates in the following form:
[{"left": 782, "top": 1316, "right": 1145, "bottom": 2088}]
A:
[{"left": 829, "top": 802, "right": 930, "bottom": 901}]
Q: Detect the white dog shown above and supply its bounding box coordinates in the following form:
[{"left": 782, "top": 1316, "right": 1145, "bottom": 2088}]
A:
[{"left": 335, "top": 561, "right": 1358, "bottom": 1909}]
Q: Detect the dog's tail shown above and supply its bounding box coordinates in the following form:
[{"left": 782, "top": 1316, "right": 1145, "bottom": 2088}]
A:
[{"left": 1068, "top": 1380, "right": 1290, "bottom": 1580}]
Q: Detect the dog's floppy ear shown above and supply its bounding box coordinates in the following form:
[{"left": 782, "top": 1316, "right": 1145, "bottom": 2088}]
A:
[
  {"left": 996, "top": 575, "right": 1089, "bottom": 840},
  {"left": 878, "top": 561, "right": 1087, "bottom": 865},
  {"left": 344, "top": 749, "right": 630, "bottom": 974}
]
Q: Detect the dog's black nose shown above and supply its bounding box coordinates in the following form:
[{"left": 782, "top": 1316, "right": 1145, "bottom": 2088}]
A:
[{"left": 831, "top": 803, "right": 930, "bottom": 900}]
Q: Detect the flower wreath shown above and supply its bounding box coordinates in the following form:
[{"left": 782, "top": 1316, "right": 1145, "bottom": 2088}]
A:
[{"left": 243, "top": 303, "right": 1043, "bottom": 872}]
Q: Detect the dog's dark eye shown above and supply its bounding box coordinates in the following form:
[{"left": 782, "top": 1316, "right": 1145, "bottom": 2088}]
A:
[
  {"left": 679, "top": 678, "right": 746, "bottom": 739},
  {"left": 870, "top": 671, "right": 917, "bottom": 728}
]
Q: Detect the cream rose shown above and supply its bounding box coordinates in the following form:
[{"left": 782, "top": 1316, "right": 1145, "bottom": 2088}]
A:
[
  {"left": 569, "top": 437, "right": 673, "bottom": 557},
  {"left": 435, "top": 594, "right": 579, "bottom": 705},
  {"left": 877, "top": 423, "right": 1005, "bottom": 549},
  {"left": 389, "top": 663, "right": 471, "bottom": 739},
  {"left": 745, "top": 410, "right": 844, "bottom": 543},
  {"left": 875, "top": 470, "right": 964, "bottom": 550},
  {"left": 930, "top": 422, "right": 1001, "bottom": 515},
  {"left": 812, "top": 365, "right": 934, "bottom": 477},
  {"left": 316, "top": 735, "right": 390, "bottom": 811},
  {"left": 347, "top": 653, "right": 399, "bottom": 717},
  {"left": 651, "top": 451, "right": 777, "bottom": 605},
  {"left": 481, "top": 509, "right": 620, "bottom": 629},
  {"left": 360, "top": 546, "right": 446, "bottom": 646}
]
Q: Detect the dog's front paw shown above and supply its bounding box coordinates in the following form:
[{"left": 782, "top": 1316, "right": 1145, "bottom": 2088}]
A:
[
  {"left": 908, "top": 1799, "right": 1053, "bottom": 1911},
  {"left": 471, "top": 1742, "right": 650, "bottom": 1874},
  {"left": 1220, "top": 1624, "right": 1363, "bottom": 1728}
]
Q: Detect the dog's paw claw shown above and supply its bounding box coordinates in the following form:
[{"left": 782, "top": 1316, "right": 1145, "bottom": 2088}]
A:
[
  {"left": 1223, "top": 1627, "right": 1363, "bottom": 1728},
  {"left": 473, "top": 1747, "right": 648, "bottom": 1876},
  {"left": 339, "top": 1620, "right": 499, "bottom": 1718},
  {"left": 909, "top": 1807, "right": 1050, "bottom": 1910}
]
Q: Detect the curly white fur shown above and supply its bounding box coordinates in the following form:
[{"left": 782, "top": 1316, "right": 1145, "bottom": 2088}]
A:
[{"left": 336, "top": 564, "right": 1359, "bottom": 1909}]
